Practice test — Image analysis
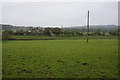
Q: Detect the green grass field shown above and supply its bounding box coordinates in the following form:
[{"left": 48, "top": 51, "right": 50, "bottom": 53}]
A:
[
  {"left": 2, "top": 39, "right": 118, "bottom": 78},
  {"left": 11, "top": 35, "right": 118, "bottom": 40}
]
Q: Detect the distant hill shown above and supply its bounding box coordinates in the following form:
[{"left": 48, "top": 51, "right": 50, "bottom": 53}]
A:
[
  {"left": 0, "top": 24, "right": 33, "bottom": 31},
  {"left": 0, "top": 24, "right": 118, "bottom": 32},
  {"left": 67, "top": 25, "right": 118, "bottom": 32},
  {"left": 0, "top": 24, "right": 13, "bottom": 30}
]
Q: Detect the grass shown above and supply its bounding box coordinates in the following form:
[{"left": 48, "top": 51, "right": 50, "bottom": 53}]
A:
[
  {"left": 2, "top": 39, "right": 118, "bottom": 78},
  {"left": 11, "top": 35, "right": 118, "bottom": 40},
  {"left": 11, "top": 36, "right": 62, "bottom": 40},
  {"left": 0, "top": 41, "right": 2, "bottom": 79}
]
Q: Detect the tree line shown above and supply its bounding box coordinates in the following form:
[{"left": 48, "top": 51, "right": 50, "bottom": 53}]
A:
[{"left": 2, "top": 27, "right": 119, "bottom": 40}]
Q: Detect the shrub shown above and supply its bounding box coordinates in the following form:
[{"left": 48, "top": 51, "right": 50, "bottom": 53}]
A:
[
  {"left": 2, "top": 31, "right": 12, "bottom": 40},
  {"left": 2, "top": 33, "right": 11, "bottom": 40}
]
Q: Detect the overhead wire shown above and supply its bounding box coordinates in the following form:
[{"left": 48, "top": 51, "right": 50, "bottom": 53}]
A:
[{"left": 3, "top": 2, "right": 79, "bottom": 12}]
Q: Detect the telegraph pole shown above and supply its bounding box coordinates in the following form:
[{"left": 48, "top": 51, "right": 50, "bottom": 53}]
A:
[
  {"left": 87, "top": 10, "right": 90, "bottom": 42},
  {"left": 61, "top": 25, "right": 63, "bottom": 39}
]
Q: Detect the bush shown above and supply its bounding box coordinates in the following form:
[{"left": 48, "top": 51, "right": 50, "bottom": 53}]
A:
[
  {"left": 3, "top": 30, "right": 14, "bottom": 35},
  {"left": 2, "top": 31, "right": 12, "bottom": 40},
  {"left": 2, "top": 33, "right": 11, "bottom": 40}
]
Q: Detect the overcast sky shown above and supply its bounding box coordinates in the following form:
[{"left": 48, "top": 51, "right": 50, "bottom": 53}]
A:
[{"left": 1, "top": 2, "right": 118, "bottom": 27}]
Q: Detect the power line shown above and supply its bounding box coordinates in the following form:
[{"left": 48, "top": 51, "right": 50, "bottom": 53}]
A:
[
  {"left": 3, "top": 2, "right": 79, "bottom": 12},
  {"left": 3, "top": 2, "right": 56, "bottom": 11}
]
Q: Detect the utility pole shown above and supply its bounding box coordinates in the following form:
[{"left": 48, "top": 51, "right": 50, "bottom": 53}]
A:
[
  {"left": 61, "top": 25, "right": 63, "bottom": 39},
  {"left": 87, "top": 10, "right": 90, "bottom": 42}
]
